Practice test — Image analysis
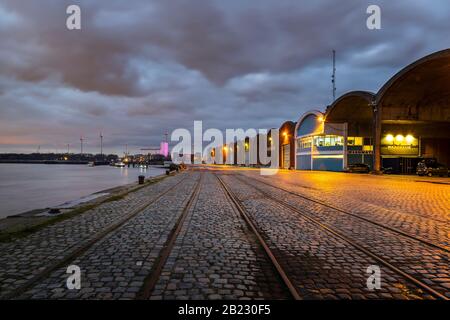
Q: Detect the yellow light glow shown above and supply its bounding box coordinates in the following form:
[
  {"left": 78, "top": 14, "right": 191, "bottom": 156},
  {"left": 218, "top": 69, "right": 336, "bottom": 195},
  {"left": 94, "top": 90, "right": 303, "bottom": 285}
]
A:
[
  {"left": 318, "top": 116, "right": 324, "bottom": 122},
  {"left": 395, "top": 134, "right": 404, "bottom": 142},
  {"left": 312, "top": 155, "right": 344, "bottom": 159},
  {"left": 406, "top": 134, "right": 414, "bottom": 144},
  {"left": 269, "top": 137, "right": 272, "bottom": 141},
  {"left": 283, "top": 131, "right": 288, "bottom": 137},
  {"left": 385, "top": 134, "right": 394, "bottom": 143}
]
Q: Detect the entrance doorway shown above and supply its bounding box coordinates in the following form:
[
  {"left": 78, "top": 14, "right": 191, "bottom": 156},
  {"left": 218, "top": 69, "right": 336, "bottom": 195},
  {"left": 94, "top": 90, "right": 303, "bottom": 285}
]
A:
[{"left": 282, "top": 144, "right": 290, "bottom": 169}]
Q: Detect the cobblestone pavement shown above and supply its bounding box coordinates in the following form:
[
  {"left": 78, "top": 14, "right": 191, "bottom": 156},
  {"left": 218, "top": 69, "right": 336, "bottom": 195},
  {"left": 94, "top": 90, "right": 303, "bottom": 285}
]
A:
[
  {"left": 14, "top": 173, "right": 201, "bottom": 299},
  {"left": 0, "top": 172, "right": 188, "bottom": 298},
  {"left": 1, "top": 167, "right": 448, "bottom": 300},
  {"left": 150, "top": 173, "right": 290, "bottom": 300},
  {"left": 219, "top": 173, "right": 438, "bottom": 299},
  {"left": 230, "top": 174, "right": 450, "bottom": 298},
  {"left": 239, "top": 170, "right": 450, "bottom": 249}
]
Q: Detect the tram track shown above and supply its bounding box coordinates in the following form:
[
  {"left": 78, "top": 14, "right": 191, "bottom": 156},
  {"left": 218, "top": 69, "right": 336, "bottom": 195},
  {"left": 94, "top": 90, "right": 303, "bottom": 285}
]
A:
[
  {"left": 137, "top": 170, "right": 293, "bottom": 300},
  {"left": 242, "top": 172, "right": 448, "bottom": 224},
  {"left": 218, "top": 172, "right": 449, "bottom": 300},
  {"left": 2, "top": 172, "right": 190, "bottom": 300},
  {"left": 237, "top": 173, "right": 450, "bottom": 253},
  {"left": 137, "top": 172, "right": 203, "bottom": 299},
  {"left": 215, "top": 173, "right": 301, "bottom": 300}
]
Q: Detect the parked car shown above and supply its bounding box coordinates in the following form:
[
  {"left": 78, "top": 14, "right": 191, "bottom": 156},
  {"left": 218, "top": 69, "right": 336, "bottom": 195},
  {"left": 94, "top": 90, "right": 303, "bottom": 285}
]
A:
[
  {"left": 344, "top": 163, "right": 370, "bottom": 173},
  {"left": 381, "top": 167, "right": 394, "bottom": 174},
  {"left": 416, "top": 160, "right": 448, "bottom": 177}
]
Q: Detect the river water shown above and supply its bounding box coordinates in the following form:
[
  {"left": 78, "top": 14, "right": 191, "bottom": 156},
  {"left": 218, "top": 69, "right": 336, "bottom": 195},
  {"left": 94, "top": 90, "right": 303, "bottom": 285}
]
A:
[{"left": 0, "top": 163, "right": 166, "bottom": 218}]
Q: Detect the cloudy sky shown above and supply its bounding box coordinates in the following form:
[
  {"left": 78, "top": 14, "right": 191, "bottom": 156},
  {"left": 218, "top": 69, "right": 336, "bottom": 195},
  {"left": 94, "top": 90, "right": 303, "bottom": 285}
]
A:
[{"left": 0, "top": 0, "right": 449, "bottom": 155}]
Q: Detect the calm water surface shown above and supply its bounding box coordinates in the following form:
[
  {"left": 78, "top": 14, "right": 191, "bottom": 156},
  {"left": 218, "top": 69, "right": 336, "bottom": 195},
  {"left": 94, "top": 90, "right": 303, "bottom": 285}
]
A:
[{"left": 0, "top": 164, "right": 166, "bottom": 218}]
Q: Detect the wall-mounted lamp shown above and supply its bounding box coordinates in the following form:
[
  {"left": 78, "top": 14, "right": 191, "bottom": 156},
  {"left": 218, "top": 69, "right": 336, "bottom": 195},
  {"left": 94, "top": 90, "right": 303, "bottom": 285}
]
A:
[
  {"left": 395, "top": 134, "right": 404, "bottom": 143},
  {"left": 406, "top": 134, "right": 414, "bottom": 144},
  {"left": 385, "top": 134, "right": 394, "bottom": 143}
]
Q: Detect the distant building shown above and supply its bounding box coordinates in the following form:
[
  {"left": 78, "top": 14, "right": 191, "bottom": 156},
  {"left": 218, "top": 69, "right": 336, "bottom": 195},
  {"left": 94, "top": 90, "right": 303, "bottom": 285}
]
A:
[{"left": 144, "top": 147, "right": 161, "bottom": 156}]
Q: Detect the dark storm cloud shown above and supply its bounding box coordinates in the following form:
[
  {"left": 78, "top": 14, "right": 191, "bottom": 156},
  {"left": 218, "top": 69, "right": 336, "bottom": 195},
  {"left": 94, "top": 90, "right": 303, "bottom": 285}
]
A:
[{"left": 0, "top": 0, "right": 450, "bottom": 153}]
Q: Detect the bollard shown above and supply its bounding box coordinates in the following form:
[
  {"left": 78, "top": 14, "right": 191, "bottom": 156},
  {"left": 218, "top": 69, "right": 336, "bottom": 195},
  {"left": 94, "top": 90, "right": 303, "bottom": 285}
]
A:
[{"left": 138, "top": 175, "right": 145, "bottom": 184}]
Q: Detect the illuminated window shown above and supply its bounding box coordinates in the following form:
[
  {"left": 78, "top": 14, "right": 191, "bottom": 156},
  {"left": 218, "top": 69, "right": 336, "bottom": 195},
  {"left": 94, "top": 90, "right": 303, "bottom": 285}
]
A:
[
  {"left": 297, "top": 137, "right": 312, "bottom": 149},
  {"left": 348, "top": 137, "right": 363, "bottom": 146},
  {"left": 313, "top": 135, "right": 344, "bottom": 147}
]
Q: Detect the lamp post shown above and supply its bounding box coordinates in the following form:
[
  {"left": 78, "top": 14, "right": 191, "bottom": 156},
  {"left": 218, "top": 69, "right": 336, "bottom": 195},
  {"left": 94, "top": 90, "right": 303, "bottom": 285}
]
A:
[{"left": 371, "top": 99, "right": 382, "bottom": 174}]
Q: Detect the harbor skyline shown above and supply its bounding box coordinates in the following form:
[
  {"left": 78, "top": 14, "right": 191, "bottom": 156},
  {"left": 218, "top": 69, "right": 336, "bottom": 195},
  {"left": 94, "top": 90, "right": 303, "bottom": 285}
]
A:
[{"left": 1, "top": 0, "right": 450, "bottom": 154}]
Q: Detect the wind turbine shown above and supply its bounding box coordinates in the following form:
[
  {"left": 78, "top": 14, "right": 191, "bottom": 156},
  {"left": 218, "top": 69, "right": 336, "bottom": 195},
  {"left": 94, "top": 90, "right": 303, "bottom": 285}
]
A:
[{"left": 80, "top": 136, "right": 84, "bottom": 155}]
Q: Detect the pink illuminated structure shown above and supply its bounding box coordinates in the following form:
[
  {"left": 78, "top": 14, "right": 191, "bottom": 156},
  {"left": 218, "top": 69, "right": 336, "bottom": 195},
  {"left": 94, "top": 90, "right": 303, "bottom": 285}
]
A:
[{"left": 160, "top": 142, "right": 169, "bottom": 157}]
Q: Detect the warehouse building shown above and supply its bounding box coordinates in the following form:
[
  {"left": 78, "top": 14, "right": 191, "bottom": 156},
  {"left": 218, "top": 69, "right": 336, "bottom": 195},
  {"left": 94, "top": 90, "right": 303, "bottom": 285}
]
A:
[{"left": 295, "top": 49, "right": 450, "bottom": 173}]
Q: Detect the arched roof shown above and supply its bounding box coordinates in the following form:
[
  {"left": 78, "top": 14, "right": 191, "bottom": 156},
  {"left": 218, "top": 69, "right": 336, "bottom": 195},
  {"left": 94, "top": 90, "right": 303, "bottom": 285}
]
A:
[
  {"left": 279, "top": 120, "right": 296, "bottom": 132},
  {"left": 377, "top": 49, "right": 450, "bottom": 122},
  {"left": 325, "top": 91, "right": 375, "bottom": 123},
  {"left": 294, "top": 110, "right": 324, "bottom": 138}
]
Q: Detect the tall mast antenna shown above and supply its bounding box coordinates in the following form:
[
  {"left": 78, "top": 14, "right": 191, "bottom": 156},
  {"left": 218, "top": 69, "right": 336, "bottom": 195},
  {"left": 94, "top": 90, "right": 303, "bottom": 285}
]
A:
[
  {"left": 80, "top": 136, "right": 84, "bottom": 155},
  {"left": 332, "top": 50, "right": 336, "bottom": 102}
]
